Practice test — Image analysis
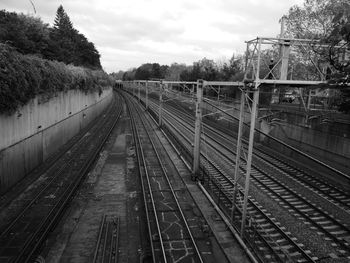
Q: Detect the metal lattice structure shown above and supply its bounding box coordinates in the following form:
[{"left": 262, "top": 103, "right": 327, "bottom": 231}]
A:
[
  {"left": 244, "top": 37, "right": 329, "bottom": 87},
  {"left": 118, "top": 30, "right": 350, "bottom": 240}
]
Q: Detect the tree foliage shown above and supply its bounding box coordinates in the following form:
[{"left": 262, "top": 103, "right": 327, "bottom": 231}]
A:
[
  {"left": 0, "top": 43, "right": 112, "bottom": 114},
  {"left": 324, "top": 2, "right": 350, "bottom": 73},
  {"left": 327, "top": 3, "right": 350, "bottom": 112},
  {"left": 0, "top": 7, "right": 102, "bottom": 69},
  {"left": 133, "top": 63, "right": 168, "bottom": 80},
  {"left": 0, "top": 10, "right": 50, "bottom": 56},
  {"left": 116, "top": 55, "right": 245, "bottom": 83},
  {"left": 165, "top": 63, "right": 187, "bottom": 80},
  {"left": 53, "top": 5, "right": 74, "bottom": 33},
  {"left": 49, "top": 5, "right": 102, "bottom": 69},
  {"left": 284, "top": 0, "right": 341, "bottom": 39},
  {"left": 285, "top": 0, "right": 350, "bottom": 112}
]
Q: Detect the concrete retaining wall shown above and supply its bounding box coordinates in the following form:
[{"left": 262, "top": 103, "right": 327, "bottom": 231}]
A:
[
  {"left": 181, "top": 93, "right": 349, "bottom": 171},
  {"left": 0, "top": 88, "right": 113, "bottom": 194},
  {"left": 267, "top": 122, "right": 350, "bottom": 171}
]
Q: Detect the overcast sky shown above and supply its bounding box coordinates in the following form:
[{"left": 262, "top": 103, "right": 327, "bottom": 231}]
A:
[{"left": 1, "top": 0, "right": 304, "bottom": 73}]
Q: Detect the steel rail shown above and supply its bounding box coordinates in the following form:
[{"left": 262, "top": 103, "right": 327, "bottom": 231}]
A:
[
  {"left": 93, "top": 214, "right": 107, "bottom": 263},
  {"left": 0, "top": 96, "right": 119, "bottom": 242},
  {"left": 0, "top": 110, "right": 102, "bottom": 211},
  {"left": 122, "top": 92, "right": 158, "bottom": 262},
  {"left": 125, "top": 94, "right": 168, "bottom": 263},
  {"left": 92, "top": 216, "right": 120, "bottom": 263},
  {"left": 210, "top": 135, "right": 350, "bottom": 252},
  {"left": 11, "top": 93, "right": 123, "bottom": 262},
  {"left": 144, "top": 97, "right": 318, "bottom": 262},
  {"left": 130, "top": 88, "right": 350, "bottom": 260},
  {"left": 143, "top": 100, "right": 289, "bottom": 261},
  {"left": 151, "top": 95, "right": 350, "bottom": 210},
  {"left": 132, "top": 93, "right": 204, "bottom": 263},
  {"left": 155, "top": 105, "right": 295, "bottom": 262},
  {"left": 113, "top": 217, "right": 120, "bottom": 263},
  {"left": 0, "top": 94, "right": 120, "bottom": 234},
  {"left": 159, "top": 99, "right": 350, "bottom": 255},
  {"left": 177, "top": 96, "right": 350, "bottom": 205},
  {"left": 200, "top": 117, "right": 350, "bottom": 210},
  {"left": 0, "top": 119, "right": 100, "bottom": 240},
  {"left": 154, "top": 98, "right": 350, "bottom": 253},
  {"left": 202, "top": 98, "right": 350, "bottom": 183},
  {"left": 255, "top": 150, "right": 350, "bottom": 209},
  {"left": 154, "top": 117, "right": 259, "bottom": 263}
]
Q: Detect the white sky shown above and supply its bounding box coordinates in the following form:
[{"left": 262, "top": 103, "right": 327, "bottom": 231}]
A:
[{"left": 1, "top": 0, "right": 304, "bottom": 72}]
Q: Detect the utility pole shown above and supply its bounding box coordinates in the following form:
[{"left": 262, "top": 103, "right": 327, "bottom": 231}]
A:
[
  {"left": 280, "top": 16, "right": 290, "bottom": 80},
  {"left": 240, "top": 88, "right": 259, "bottom": 237},
  {"left": 138, "top": 81, "right": 141, "bottom": 101},
  {"left": 158, "top": 81, "right": 163, "bottom": 127},
  {"left": 241, "top": 38, "right": 261, "bottom": 237},
  {"left": 231, "top": 89, "right": 245, "bottom": 222},
  {"left": 192, "top": 80, "right": 203, "bottom": 180},
  {"left": 145, "top": 81, "right": 149, "bottom": 110}
]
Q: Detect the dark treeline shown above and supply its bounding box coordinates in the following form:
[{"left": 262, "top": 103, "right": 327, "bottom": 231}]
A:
[
  {"left": 0, "top": 5, "right": 101, "bottom": 69},
  {"left": 0, "top": 6, "right": 111, "bottom": 114},
  {"left": 111, "top": 56, "right": 245, "bottom": 82}
]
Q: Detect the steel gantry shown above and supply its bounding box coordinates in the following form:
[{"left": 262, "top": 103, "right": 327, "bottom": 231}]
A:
[
  {"left": 234, "top": 32, "right": 336, "bottom": 236},
  {"left": 116, "top": 27, "right": 350, "bottom": 239},
  {"left": 191, "top": 33, "right": 333, "bottom": 236}
]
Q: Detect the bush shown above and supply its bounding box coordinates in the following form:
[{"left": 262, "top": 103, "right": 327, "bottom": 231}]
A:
[{"left": 0, "top": 43, "right": 112, "bottom": 114}]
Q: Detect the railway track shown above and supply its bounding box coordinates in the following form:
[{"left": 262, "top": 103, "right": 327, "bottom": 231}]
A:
[
  {"left": 158, "top": 108, "right": 314, "bottom": 263},
  {"left": 137, "top": 92, "right": 350, "bottom": 261},
  {"left": 200, "top": 111, "right": 350, "bottom": 208},
  {"left": 133, "top": 93, "right": 312, "bottom": 262},
  {"left": 93, "top": 214, "right": 120, "bottom": 263},
  {"left": 252, "top": 148, "right": 350, "bottom": 211},
  {"left": 125, "top": 91, "right": 205, "bottom": 262},
  {"left": 192, "top": 112, "right": 350, "bottom": 247},
  {"left": 160, "top": 98, "right": 350, "bottom": 251},
  {"left": 0, "top": 93, "right": 122, "bottom": 263},
  {"left": 158, "top": 94, "right": 350, "bottom": 215}
]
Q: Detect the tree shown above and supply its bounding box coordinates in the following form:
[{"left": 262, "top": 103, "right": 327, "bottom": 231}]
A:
[
  {"left": 285, "top": 0, "right": 349, "bottom": 71},
  {"left": 160, "top": 65, "right": 169, "bottom": 79},
  {"left": 284, "top": 0, "right": 350, "bottom": 112},
  {"left": 133, "top": 63, "right": 168, "bottom": 80},
  {"left": 165, "top": 63, "right": 187, "bottom": 80},
  {"left": 180, "top": 63, "right": 201, "bottom": 81},
  {"left": 285, "top": 0, "right": 344, "bottom": 39},
  {"left": 135, "top": 63, "right": 152, "bottom": 80},
  {"left": 74, "top": 33, "right": 102, "bottom": 69},
  {"left": 151, "top": 63, "right": 161, "bottom": 79},
  {"left": 217, "top": 54, "right": 244, "bottom": 81},
  {"left": 324, "top": 2, "right": 350, "bottom": 72},
  {"left": 0, "top": 10, "right": 50, "bottom": 55},
  {"left": 50, "top": 5, "right": 101, "bottom": 69},
  {"left": 53, "top": 5, "right": 74, "bottom": 34},
  {"left": 122, "top": 68, "right": 136, "bottom": 81},
  {"left": 326, "top": 2, "right": 350, "bottom": 112}
]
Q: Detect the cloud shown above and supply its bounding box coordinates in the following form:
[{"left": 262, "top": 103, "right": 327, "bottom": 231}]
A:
[{"left": 1, "top": 0, "right": 305, "bottom": 72}]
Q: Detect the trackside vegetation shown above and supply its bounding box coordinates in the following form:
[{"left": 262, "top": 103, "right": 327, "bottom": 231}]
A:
[
  {"left": 0, "top": 43, "right": 112, "bottom": 114},
  {"left": 0, "top": 6, "right": 112, "bottom": 114}
]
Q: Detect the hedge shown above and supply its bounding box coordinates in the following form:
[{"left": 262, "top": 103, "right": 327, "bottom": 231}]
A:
[{"left": 0, "top": 43, "right": 113, "bottom": 114}]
